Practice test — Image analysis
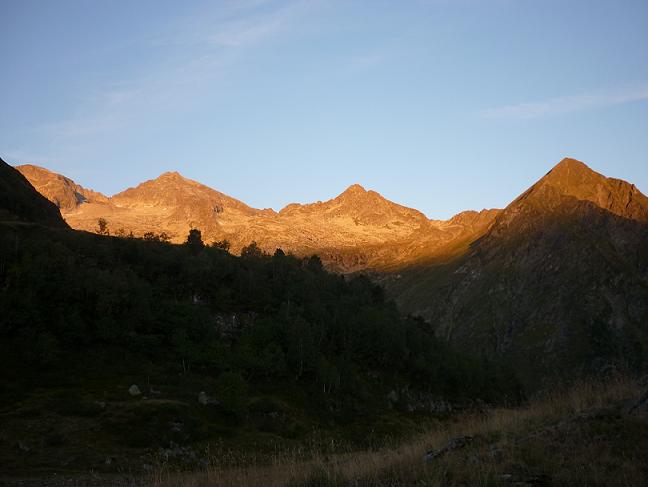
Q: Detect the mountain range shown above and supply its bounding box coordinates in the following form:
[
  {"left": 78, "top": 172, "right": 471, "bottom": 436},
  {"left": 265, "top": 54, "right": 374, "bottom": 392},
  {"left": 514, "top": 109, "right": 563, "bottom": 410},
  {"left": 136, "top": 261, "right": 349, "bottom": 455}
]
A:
[
  {"left": 11, "top": 157, "right": 648, "bottom": 386},
  {"left": 16, "top": 163, "right": 500, "bottom": 272}
]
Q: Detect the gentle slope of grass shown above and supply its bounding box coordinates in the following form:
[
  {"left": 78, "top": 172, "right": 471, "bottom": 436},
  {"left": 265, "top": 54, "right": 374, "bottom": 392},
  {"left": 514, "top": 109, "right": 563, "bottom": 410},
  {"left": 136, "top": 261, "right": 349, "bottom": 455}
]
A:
[{"left": 149, "top": 376, "right": 647, "bottom": 486}]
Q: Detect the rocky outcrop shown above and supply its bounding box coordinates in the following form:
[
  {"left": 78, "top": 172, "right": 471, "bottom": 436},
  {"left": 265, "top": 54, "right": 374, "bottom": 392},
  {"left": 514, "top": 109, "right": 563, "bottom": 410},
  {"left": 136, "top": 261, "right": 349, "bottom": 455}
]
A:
[
  {"left": 424, "top": 436, "right": 473, "bottom": 462},
  {"left": 16, "top": 164, "right": 109, "bottom": 210}
]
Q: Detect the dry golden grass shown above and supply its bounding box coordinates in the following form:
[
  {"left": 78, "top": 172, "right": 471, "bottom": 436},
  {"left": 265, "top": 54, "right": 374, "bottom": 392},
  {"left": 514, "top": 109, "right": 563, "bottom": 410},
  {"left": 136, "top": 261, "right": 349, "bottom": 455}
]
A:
[{"left": 147, "top": 376, "right": 646, "bottom": 487}]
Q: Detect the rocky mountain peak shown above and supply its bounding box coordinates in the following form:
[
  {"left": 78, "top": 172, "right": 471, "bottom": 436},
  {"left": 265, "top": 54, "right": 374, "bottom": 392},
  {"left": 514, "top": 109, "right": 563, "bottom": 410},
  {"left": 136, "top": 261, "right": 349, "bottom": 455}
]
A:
[
  {"left": 334, "top": 184, "right": 390, "bottom": 206},
  {"left": 17, "top": 163, "right": 49, "bottom": 174},
  {"left": 142, "top": 171, "right": 197, "bottom": 190},
  {"left": 539, "top": 157, "right": 604, "bottom": 190},
  {"left": 489, "top": 157, "right": 648, "bottom": 242},
  {"left": 16, "top": 164, "right": 109, "bottom": 210},
  {"left": 342, "top": 183, "right": 367, "bottom": 195},
  {"left": 156, "top": 171, "right": 186, "bottom": 181},
  {"left": 536, "top": 158, "right": 648, "bottom": 221},
  {"left": 112, "top": 170, "right": 258, "bottom": 219},
  {"left": 115, "top": 172, "right": 202, "bottom": 201},
  {"left": 551, "top": 157, "right": 591, "bottom": 173}
]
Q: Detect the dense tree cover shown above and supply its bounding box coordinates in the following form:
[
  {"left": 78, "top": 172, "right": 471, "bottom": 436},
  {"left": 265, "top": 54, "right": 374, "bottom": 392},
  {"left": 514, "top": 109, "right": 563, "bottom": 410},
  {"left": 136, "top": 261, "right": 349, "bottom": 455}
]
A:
[{"left": 0, "top": 224, "right": 521, "bottom": 418}]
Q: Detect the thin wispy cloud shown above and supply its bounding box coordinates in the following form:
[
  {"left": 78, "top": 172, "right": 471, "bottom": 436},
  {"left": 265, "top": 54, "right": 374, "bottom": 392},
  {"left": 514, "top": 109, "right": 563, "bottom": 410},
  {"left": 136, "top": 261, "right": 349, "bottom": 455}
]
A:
[
  {"left": 150, "top": 1, "right": 313, "bottom": 48},
  {"left": 208, "top": 0, "right": 319, "bottom": 47},
  {"left": 30, "top": 1, "right": 316, "bottom": 143},
  {"left": 208, "top": 9, "right": 289, "bottom": 47},
  {"left": 482, "top": 85, "right": 648, "bottom": 120}
]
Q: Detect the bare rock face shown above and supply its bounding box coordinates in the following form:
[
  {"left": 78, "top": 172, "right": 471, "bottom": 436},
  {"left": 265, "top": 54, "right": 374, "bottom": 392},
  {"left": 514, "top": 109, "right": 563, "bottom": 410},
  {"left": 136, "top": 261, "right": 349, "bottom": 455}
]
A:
[
  {"left": 107, "top": 171, "right": 260, "bottom": 242},
  {"left": 536, "top": 158, "right": 648, "bottom": 223},
  {"left": 487, "top": 158, "right": 648, "bottom": 240},
  {"left": 280, "top": 183, "right": 427, "bottom": 228},
  {"left": 16, "top": 164, "right": 109, "bottom": 210}
]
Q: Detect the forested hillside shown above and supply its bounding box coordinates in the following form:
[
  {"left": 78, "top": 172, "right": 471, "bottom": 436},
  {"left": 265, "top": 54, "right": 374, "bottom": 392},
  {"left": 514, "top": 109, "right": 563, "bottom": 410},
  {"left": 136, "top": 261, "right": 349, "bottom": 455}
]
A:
[{"left": 0, "top": 223, "right": 519, "bottom": 403}]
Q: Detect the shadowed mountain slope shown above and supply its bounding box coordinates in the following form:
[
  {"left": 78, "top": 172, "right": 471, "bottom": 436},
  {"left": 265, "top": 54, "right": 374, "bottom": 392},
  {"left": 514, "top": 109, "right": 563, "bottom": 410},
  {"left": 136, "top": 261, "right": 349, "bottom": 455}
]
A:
[
  {"left": 0, "top": 159, "right": 68, "bottom": 228},
  {"left": 388, "top": 158, "right": 648, "bottom": 387}
]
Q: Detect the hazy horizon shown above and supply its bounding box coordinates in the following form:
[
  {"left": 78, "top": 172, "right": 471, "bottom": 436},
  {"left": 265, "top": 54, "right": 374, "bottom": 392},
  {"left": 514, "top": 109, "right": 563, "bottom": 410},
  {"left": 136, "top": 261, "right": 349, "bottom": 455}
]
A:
[{"left": 2, "top": 0, "right": 648, "bottom": 219}]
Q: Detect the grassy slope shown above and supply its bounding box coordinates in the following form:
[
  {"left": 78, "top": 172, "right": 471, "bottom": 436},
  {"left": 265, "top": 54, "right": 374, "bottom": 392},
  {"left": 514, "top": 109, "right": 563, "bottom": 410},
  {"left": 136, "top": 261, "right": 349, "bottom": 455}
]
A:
[
  {"left": 150, "top": 377, "right": 648, "bottom": 487},
  {"left": 0, "top": 347, "right": 445, "bottom": 478}
]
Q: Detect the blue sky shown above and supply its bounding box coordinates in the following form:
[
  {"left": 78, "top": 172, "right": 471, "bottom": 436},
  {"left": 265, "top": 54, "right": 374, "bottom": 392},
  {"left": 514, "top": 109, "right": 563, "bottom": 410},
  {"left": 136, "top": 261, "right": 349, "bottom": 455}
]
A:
[{"left": 1, "top": 0, "right": 647, "bottom": 218}]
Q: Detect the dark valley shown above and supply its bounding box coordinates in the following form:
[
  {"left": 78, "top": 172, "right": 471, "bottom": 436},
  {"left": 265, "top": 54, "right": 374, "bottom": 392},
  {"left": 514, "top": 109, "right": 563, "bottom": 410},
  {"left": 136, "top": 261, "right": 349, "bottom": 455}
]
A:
[{"left": 2, "top": 156, "right": 648, "bottom": 486}]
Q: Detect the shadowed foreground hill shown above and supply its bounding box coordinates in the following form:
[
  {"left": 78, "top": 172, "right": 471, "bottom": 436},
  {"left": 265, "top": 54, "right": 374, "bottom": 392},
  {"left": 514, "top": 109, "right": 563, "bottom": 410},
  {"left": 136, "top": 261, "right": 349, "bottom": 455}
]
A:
[{"left": 388, "top": 158, "right": 648, "bottom": 388}]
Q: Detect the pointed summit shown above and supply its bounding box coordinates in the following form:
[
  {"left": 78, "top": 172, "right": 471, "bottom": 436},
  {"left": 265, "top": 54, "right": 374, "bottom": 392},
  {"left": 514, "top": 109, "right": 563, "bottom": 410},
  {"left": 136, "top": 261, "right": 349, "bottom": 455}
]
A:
[
  {"left": 334, "top": 183, "right": 384, "bottom": 201},
  {"left": 116, "top": 171, "right": 201, "bottom": 201},
  {"left": 343, "top": 183, "right": 367, "bottom": 194},
  {"left": 145, "top": 171, "right": 196, "bottom": 188},
  {"left": 504, "top": 157, "right": 648, "bottom": 225},
  {"left": 112, "top": 169, "right": 258, "bottom": 217},
  {"left": 334, "top": 183, "right": 370, "bottom": 201},
  {"left": 157, "top": 171, "right": 186, "bottom": 180},
  {"left": 552, "top": 157, "right": 591, "bottom": 172},
  {"left": 538, "top": 157, "right": 622, "bottom": 193},
  {"left": 541, "top": 157, "right": 601, "bottom": 187}
]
